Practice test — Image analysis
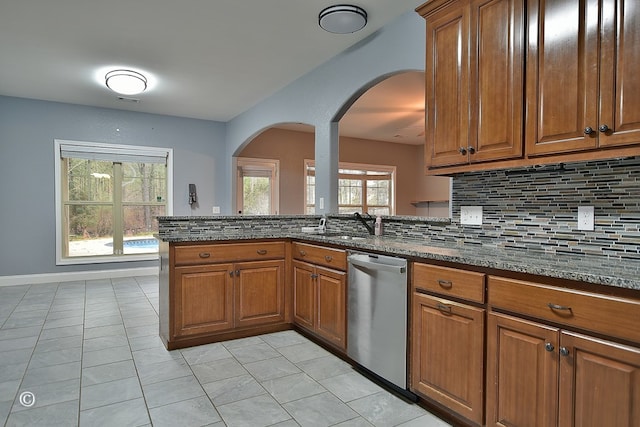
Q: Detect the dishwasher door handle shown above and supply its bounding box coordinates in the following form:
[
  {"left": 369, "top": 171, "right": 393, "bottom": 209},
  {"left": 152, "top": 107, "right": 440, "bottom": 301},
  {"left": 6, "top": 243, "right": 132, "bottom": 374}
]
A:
[{"left": 348, "top": 255, "right": 406, "bottom": 274}]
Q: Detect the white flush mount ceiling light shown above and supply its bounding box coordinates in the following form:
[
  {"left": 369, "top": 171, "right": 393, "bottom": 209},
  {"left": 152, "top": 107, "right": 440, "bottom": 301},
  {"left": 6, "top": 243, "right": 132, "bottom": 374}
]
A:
[
  {"left": 105, "top": 69, "right": 147, "bottom": 95},
  {"left": 319, "top": 5, "right": 367, "bottom": 34}
]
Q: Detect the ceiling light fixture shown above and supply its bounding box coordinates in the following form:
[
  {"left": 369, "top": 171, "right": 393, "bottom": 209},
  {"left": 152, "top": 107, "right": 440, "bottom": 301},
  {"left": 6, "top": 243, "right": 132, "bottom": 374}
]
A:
[
  {"left": 105, "top": 69, "right": 147, "bottom": 95},
  {"left": 319, "top": 5, "right": 367, "bottom": 34}
]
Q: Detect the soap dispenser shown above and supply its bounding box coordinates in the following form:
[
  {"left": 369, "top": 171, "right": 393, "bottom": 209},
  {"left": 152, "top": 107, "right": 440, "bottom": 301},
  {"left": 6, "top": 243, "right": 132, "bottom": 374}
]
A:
[{"left": 374, "top": 216, "right": 383, "bottom": 236}]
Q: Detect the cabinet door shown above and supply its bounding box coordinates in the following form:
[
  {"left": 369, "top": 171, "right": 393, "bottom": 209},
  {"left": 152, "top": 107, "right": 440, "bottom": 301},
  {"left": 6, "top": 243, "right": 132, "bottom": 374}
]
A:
[
  {"left": 411, "top": 293, "right": 485, "bottom": 425},
  {"left": 559, "top": 331, "right": 640, "bottom": 427},
  {"left": 469, "top": 0, "right": 524, "bottom": 162},
  {"left": 525, "top": 0, "right": 599, "bottom": 155},
  {"left": 597, "top": 0, "right": 640, "bottom": 148},
  {"left": 425, "top": 0, "right": 471, "bottom": 168},
  {"left": 174, "top": 264, "right": 234, "bottom": 337},
  {"left": 293, "top": 260, "right": 315, "bottom": 330},
  {"left": 235, "top": 260, "right": 285, "bottom": 328},
  {"left": 486, "top": 312, "right": 559, "bottom": 427},
  {"left": 315, "top": 266, "right": 347, "bottom": 350}
]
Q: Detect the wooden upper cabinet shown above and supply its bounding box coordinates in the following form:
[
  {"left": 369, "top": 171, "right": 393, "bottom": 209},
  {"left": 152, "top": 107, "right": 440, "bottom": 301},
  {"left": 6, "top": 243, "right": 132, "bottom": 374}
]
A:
[
  {"left": 422, "top": 0, "right": 524, "bottom": 169},
  {"left": 424, "top": 0, "right": 470, "bottom": 168},
  {"left": 470, "top": 0, "right": 524, "bottom": 162},
  {"left": 526, "top": 0, "right": 640, "bottom": 155}
]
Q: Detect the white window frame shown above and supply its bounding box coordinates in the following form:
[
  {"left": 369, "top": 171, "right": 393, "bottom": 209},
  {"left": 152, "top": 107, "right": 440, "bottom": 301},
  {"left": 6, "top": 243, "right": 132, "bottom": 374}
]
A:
[
  {"left": 236, "top": 157, "right": 280, "bottom": 215},
  {"left": 304, "top": 159, "right": 396, "bottom": 215},
  {"left": 54, "top": 139, "right": 173, "bottom": 265}
]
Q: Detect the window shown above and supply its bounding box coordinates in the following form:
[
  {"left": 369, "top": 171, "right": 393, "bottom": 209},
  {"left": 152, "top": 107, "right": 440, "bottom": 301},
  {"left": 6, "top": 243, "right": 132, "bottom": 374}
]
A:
[
  {"left": 236, "top": 158, "right": 279, "bottom": 215},
  {"left": 304, "top": 160, "right": 395, "bottom": 215},
  {"left": 55, "top": 140, "right": 172, "bottom": 264}
]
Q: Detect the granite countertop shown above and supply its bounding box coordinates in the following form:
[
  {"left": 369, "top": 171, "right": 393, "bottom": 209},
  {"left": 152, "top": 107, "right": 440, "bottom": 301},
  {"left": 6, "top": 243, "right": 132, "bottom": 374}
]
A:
[{"left": 156, "top": 231, "right": 640, "bottom": 291}]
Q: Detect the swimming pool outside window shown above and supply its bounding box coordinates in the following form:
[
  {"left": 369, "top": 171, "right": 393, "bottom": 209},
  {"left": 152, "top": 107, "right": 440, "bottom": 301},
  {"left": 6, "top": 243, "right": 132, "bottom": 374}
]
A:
[{"left": 55, "top": 140, "right": 173, "bottom": 265}]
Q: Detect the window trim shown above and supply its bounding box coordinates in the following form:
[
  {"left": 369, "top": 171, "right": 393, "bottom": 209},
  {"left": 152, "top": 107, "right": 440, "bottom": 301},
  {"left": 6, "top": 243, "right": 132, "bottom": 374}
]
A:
[
  {"left": 235, "top": 157, "right": 280, "bottom": 215},
  {"left": 304, "top": 159, "right": 396, "bottom": 215},
  {"left": 54, "top": 139, "right": 173, "bottom": 265}
]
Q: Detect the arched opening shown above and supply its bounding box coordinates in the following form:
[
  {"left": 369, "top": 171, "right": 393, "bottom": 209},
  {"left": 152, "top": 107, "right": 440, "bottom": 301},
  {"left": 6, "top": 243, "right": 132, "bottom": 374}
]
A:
[
  {"left": 335, "top": 71, "right": 451, "bottom": 217},
  {"left": 235, "top": 123, "right": 315, "bottom": 215}
]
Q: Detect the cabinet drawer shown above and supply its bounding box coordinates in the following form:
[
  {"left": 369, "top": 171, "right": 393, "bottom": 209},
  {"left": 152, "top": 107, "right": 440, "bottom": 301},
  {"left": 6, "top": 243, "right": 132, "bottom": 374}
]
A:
[
  {"left": 175, "top": 242, "right": 285, "bottom": 266},
  {"left": 488, "top": 276, "right": 640, "bottom": 344},
  {"left": 413, "top": 263, "right": 485, "bottom": 303},
  {"left": 292, "top": 242, "right": 347, "bottom": 271}
]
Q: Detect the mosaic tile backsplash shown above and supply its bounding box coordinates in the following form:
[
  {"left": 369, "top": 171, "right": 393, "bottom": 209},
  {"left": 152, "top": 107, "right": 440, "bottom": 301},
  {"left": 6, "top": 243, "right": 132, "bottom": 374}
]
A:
[
  {"left": 158, "top": 156, "right": 640, "bottom": 262},
  {"left": 449, "top": 156, "right": 640, "bottom": 260}
]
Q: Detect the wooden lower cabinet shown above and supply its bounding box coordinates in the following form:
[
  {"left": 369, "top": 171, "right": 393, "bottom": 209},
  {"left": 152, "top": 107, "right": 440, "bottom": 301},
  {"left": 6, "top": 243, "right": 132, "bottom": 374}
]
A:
[
  {"left": 235, "top": 260, "right": 285, "bottom": 328},
  {"left": 293, "top": 260, "right": 346, "bottom": 350},
  {"left": 486, "top": 312, "right": 640, "bottom": 427},
  {"left": 411, "top": 291, "right": 485, "bottom": 425},
  {"left": 559, "top": 331, "right": 640, "bottom": 427},
  {"left": 486, "top": 312, "right": 559, "bottom": 427},
  {"left": 174, "top": 264, "right": 234, "bottom": 337},
  {"left": 315, "top": 266, "right": 347, "bottom": 348}
]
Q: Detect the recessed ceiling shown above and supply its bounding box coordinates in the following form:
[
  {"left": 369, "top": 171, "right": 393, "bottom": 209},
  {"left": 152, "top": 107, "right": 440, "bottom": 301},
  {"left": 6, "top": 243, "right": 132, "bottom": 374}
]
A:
[{"left": 0, "top": 0, "right": 423, "bottom": 122}]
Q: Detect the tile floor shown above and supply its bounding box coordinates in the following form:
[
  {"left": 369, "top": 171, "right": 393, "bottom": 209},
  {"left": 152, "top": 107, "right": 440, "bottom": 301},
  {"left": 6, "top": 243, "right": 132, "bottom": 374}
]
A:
[{"left": 0, "top": 275, "right": 451, "bottom": 427}]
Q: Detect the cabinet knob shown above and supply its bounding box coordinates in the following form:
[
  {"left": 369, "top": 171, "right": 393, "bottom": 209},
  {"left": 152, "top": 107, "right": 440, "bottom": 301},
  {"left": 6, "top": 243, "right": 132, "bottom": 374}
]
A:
[
  {"left": 311, "top": 273, "right": 318, "bottom": 279},
  {"left": 598, "top": 124, "right": 609, "bottom": 133},
  {"left": 545, "top": 342, "right": 554, "bottom": 352},
  {"left": 584, "top": 127, "right": 594, "bottom": 135},
  {"left": 256, "top": 249, "right": 267, "bottom": 255},
  {"left": 299, "top": 250, "right": 307, "bottom": 257},
  {"left": 467, "top": 146, "right": 475, "bottom": 154},
  {"left": 229, "top": 271, "right": 234, "bottom": 277},
  {"left": 458, "top": 147, "right": 467, "bottom": 155},
  {"left": 560, "top": 347, "right": 570, "bottom": 357},
  {"left": 324, "top": 255, "right": 333, "bottom": 262},
  {"left": 199, "top": 252, "right": 211, "bottom": 258},
  {"left": 235, "top": 270, "right": 240, "bottom": 277}
]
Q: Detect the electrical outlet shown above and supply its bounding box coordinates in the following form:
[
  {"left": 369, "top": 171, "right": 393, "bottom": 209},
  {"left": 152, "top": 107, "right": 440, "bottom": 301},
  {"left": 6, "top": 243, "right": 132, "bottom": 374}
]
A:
[
  {"left": 460, "top": 206, "right": 483, "bottom": 225},
  {"left": 212, "top": 206, "right": 220, "bottom": 214},
  {"left": 578, "top": 206, "right": 594, "bottom": 231}
]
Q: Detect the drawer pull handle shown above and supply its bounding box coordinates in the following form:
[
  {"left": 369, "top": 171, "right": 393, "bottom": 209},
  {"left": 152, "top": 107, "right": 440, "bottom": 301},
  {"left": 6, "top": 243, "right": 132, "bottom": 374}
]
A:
[
  {"left": 560, "top": 347, "right": 570, "bottom": 357},
  {"left": 548, "top": 303, "right": 572, "bottom": 313},
  {"left": 325, "top": 255, "right": 333, "bottom": 262},
  {"left": 437, "top": 279, "right": 453, "bottom": 289},
  {"left": 545, "top": 342, "right": 554, "bottom": 352},
  {"left": 257, "top": 249, "right": 268, "bottom": 255},
  {"left": 437, "top": 303, "right": 452, "bottom": 314},
  {"left": 299, "top": 250, "right": 307, "bottom": 256},
  {"left": 199, "top": 252, "right": 211, "bottom": 258}
]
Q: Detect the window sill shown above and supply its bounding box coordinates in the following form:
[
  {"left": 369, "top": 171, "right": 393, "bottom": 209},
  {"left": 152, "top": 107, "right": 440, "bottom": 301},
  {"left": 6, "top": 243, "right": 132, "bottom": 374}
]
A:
[{"left": 56, "top": 253, "right": 159, "bottom": 266}]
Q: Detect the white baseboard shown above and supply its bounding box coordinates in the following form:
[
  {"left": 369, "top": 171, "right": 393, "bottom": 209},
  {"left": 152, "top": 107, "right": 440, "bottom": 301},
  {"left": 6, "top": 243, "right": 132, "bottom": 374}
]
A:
[{"left": 0, "top": 267, "right": 158, "bottom": 287}]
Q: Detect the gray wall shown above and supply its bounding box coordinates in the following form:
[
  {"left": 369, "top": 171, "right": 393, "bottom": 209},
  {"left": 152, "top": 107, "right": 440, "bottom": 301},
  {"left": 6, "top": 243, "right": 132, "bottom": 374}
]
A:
[
  {"left": 0, "top": 96, "right": 226, "bottom": 276},
  {"left": 225, "top": 10, "right": 426, "bottom": 214}
]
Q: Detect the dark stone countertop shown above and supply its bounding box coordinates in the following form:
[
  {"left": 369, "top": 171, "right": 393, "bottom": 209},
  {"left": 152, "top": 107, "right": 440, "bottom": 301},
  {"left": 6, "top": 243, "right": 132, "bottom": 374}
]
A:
[{"left": 156, "top": 231, "right": 640, "bottom": 292}]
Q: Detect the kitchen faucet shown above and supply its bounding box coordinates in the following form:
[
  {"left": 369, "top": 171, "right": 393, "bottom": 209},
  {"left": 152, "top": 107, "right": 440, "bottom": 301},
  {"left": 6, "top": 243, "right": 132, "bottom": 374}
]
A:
[{"left": 354, "top": 212, "right": 375, "bottom": 235}]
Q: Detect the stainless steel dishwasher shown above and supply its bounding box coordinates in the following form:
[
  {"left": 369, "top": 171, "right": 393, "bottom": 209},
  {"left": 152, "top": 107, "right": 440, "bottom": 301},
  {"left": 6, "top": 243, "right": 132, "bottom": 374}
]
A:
[{"left": 347, "top": 251, "right": 414, "bottom": 397}]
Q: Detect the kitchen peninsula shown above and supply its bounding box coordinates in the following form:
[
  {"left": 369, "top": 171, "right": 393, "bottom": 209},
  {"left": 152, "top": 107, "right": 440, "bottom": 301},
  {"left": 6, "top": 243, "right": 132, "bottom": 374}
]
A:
[{"left": 157, "top": 214, "right": 640, "bottom": 427}]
